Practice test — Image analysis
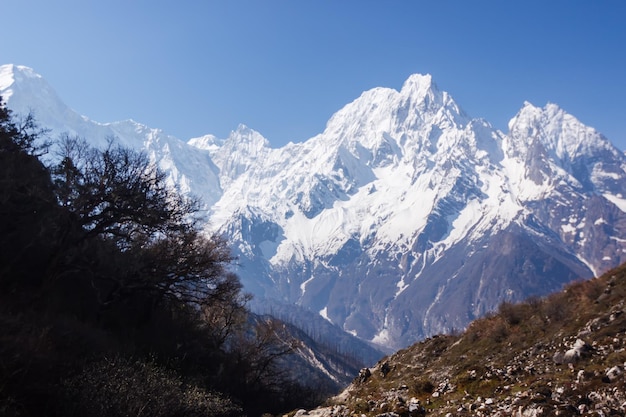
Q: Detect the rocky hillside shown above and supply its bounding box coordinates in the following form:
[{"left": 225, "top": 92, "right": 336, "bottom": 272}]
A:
[{"left": 297, "top": 263, "right": 626, "bottom": 416}]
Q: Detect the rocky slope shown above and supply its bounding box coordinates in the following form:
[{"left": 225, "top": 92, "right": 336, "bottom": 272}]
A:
[{"left": 299, "top": 262, "right": 626, "bottom": 416}]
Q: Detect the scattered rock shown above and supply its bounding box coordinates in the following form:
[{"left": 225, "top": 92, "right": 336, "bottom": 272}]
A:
[
  {"left": 381, "top": 362, "right": 391, "bottom": 378},
  {"left": 357, "top": 367, "right": 371, "bottom": 384},
  {"left": 604, "top": 366, "right": 623, "bottom": 382},
  {"left": 554, "top": 339, "right": 593, "bottom": 364}
]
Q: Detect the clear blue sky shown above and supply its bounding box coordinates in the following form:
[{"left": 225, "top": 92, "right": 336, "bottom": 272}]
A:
[{"left": 3, "top": 0, "right": 626, "bottom": 149}]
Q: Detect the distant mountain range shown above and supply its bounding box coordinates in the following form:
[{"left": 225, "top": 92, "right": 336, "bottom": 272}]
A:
[{"left": 2, "top": 64, "right": 625, "bottom": 352}]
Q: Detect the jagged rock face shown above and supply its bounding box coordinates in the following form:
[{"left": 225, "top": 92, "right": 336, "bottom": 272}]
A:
[{"left": 2, "top": 64, "right": 626, "bottom": 351}]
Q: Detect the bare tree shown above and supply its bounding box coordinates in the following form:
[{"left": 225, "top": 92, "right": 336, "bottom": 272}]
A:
[
  {"left": 52, "top": 135, "right": 197, "bottom": 250},
  {"left": 230, "top": 316, "right": 301, "bottom": 391},
  {"left": 50, "top": 136, "right": 239, "bottom": 314}
]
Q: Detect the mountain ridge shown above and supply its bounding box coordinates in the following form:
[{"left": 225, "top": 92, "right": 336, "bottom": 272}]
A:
[{"left": 2, "top": 63, "right": 625, "bottom": 351}]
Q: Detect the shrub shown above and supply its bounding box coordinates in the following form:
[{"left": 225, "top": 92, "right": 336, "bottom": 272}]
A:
[
  {"left": 542, "top": 292, "right": 572, "bottom": 323},
  {"left": 488, "top": 318, "right": 509, "bottom": 343},
  {"left": 60, "top": 356, "right": 243, "bottom": 417},
  {"left": 498, "top": 301, "right": 523, "bottom": 326},
  {"left": 414, "top": 378, "right": 435, "bottom": 394}
]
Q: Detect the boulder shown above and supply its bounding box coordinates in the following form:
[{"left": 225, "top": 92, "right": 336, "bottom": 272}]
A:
[
  {"left": 554, "top": 339, "right": 593, "bottom": 364},
  {"left": 605, "top": 366, "right": 623, "bottom": 382}
]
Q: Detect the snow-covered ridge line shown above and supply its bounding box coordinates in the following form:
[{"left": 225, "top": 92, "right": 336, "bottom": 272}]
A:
[{"left": 2, "top": 63, "right": 626, "bottom": 351}]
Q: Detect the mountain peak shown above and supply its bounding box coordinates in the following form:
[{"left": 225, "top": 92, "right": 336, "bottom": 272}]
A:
[
  {"left": 401, "top": 73, "right": 435, "bottom": 92},
  {"left": 521, "top": 101, "right": 566, "bottom": 120},
  {"left": 0, "top": 64, "right": 41, "bottom": 92},
  {"left": 399, "top": 73, "right": 440, "bottom": 102},
  {"left": 323, "top": 72, "right": 459, "bottom": 145},
  {"left": 0, "top": 64, "right": 81, "bottom": 135},
  {"left": 512, "top": 101, "right": 569, "bottom": 127},
  {"left": 229, "top": 124, "right": 270, "bottom": 147},
  {"left": 234, "top": 123, "right": 257, "bottom": 136},
  {"left": 396, "top": 72, "right": 468, "bottom": 132},
  {"left": 508, "top": 100, "right": 622, "bottom": 179},
  {"left": 187, "top": 134, "right": 222, "bottom": 152}
]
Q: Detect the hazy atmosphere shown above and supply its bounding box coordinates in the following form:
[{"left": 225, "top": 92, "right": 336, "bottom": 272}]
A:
[{"left": 3, "top": 0, "right": 626, "bottom": 149}]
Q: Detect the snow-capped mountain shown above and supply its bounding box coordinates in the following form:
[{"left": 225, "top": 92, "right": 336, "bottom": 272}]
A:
[
  {"left": 2, "top": 64, "right": 625, "bottom": 350},
  {"left": 0, "top": 64, "right": 222, "bottom": 205}
]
